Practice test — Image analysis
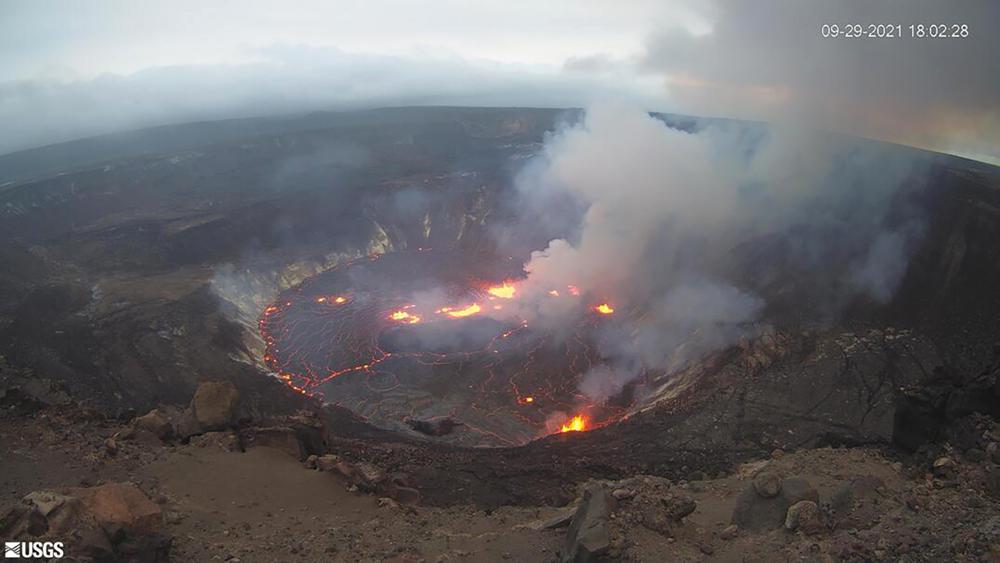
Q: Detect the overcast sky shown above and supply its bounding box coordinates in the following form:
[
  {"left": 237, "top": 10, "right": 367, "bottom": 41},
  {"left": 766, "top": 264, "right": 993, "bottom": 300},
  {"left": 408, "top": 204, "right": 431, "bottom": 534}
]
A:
[{"left": 1, "top": 0, "right": 997, "bottom": 162}]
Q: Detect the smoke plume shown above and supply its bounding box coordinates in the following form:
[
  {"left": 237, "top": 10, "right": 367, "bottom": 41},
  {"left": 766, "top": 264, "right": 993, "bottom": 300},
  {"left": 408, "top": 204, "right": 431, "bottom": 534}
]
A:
[{"left": 495, "top": 104, "right": 926, "bottom": 403}]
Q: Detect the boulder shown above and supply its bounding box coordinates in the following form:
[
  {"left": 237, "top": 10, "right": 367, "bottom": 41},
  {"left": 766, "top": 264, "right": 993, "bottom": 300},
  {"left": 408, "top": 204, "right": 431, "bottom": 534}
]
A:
[
  {"left": 732, "top": 476, "right": 818, "bottom": 531},
  {"left": 67, "top": 483, "right": 162, "bottom": 533},
  {"left": 753, "top": 471, "right": 781, "bottom": 498},
  {"left": 133, "top": 409, "right": 173, "bottom": 440},
  {"left": 191, "top": 381, "right": 240, "bottom": 430},
  {"left": 562, "top": 484, "right": 611, "bottom": 563},
  {"left": 172, "top": 407, "right": 204, "bottom": 440},
  {"left": 3, "top": 485, "right": 168, "bottom": 561}
]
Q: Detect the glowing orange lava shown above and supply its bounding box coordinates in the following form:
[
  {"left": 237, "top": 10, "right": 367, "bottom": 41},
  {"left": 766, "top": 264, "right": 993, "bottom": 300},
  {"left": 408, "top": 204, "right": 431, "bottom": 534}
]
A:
[
  {"left": 595, "top": 303, "right": 615, "bottom": 315},
  {"left": 560, "top": 414, "right": 588, "bottom": 433},
  {"left": 487, "top": 282, "right": 517, "bottom": 299},
  {"left": 389, "top": 310, "right": 421, "bottom": 324},
  {"left": 524, "top": 396, "right": 534, "bottom": 403},
  {"left": 334, "top": 296, "right": 347, "bottom": 304},
  {"left": 446, "top": 303, "right": 481, "bottom": 318},
  {"left": 567, "top": 285, "right": 581, "bottom": 296},
  {"left": 548, "top": 289, "right": 560, "bottom": 296}
]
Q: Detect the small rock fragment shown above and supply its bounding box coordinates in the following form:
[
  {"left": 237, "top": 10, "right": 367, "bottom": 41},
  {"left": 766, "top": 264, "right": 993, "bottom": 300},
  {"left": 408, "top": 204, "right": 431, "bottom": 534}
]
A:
[{"left": 785, "top": 500, "right": 823, "bottom": 535}]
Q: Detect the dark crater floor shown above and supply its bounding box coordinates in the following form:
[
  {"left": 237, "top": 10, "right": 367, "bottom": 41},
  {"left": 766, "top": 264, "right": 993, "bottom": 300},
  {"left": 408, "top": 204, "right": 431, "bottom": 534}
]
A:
[{"left": 259, "top": 250, "right": 633, "bottom": 446}]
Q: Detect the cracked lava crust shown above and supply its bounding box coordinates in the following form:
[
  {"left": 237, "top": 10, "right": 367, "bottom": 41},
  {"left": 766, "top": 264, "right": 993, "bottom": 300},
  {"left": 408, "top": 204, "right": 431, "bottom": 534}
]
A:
[{"left": 258, "top": 249, "right": 638, "bottom": 446}]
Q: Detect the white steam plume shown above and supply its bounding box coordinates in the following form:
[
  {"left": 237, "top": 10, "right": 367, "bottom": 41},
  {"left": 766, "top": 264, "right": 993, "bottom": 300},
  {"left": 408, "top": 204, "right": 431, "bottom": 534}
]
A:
[{"left": 496, "top": 103, "right": 924, "bottom": 404}]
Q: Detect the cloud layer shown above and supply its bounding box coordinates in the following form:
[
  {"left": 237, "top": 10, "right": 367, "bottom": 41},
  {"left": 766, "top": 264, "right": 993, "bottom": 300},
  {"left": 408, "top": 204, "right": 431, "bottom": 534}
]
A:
[{"left": 638, "top": 0, "right": 1000, "bottom": 162}]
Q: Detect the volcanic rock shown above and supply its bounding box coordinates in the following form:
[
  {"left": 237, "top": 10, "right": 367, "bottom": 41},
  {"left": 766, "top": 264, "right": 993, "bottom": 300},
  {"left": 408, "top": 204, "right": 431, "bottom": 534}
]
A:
[
  {"left": 355, "top": 462, "right": 388, "bottom": 490},
  {"left": 611, "top": 488, "right": 635, "bottom": 500},
  {"left": 304, "top": 454, "right": 318, "bottom": 469},
  {"left": 133, "top": 409, "right": 174, "bottom": 440},
  {"left": 191, "top": 381, "right": 240, "bottom": 430},
  {"left": 23, "top": 491, "right": 77, "bottom": 519},
  {"left": 3, "top": 485, "right": 168, "bottom": 561},
  {"left": 753, "top": 471, "right": 781, "bottom": 498},
  {"left": 932, "top": 457, "right": 957, "bottom": 479},
  {"left": 104, "top": 436, "right": 119, "bottom": 456},
  {"left": 67, "top": 482, "right": 163, "bottom": 533},
  {"left": 732, "top": 476, "right": 818, "bottom": 531},
  {"left": 562, "top": 483, "right": 612, "bottom": 563},
  {"left": 720, "top": 524, "right": 739, "bottom": 540},
  {"left": 315, "top": 454, "right": 341, "bottom": 472},
  {"left": 785, "top": 500, "right": 823, "bottom": 534},
  {"left": 639, "top": 492, "right": 697, "bottom": 536},
  {"left": 172, "top": 406, "right": 204, "bottom": 440},
  {"left": 529, "top": 510, "right": 576, "bottom": 530},
  {"left": 327, "top": 459, "right": 389, "bottom": 493},
  {"left": 189, "top": 430, "right": 240, "bottom": 452}
]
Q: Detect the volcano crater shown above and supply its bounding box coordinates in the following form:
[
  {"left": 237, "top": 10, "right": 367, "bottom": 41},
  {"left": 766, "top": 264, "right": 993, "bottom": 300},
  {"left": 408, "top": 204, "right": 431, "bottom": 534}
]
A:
[{"left": 258, "top": 249, "right": 636, "bottom": 446}]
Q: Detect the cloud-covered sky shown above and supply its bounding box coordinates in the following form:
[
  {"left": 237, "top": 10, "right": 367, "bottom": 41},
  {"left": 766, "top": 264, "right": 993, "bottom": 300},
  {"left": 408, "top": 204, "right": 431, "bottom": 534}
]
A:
[{"left": 1, "top": 0, "right": 997, "bottom": 162}]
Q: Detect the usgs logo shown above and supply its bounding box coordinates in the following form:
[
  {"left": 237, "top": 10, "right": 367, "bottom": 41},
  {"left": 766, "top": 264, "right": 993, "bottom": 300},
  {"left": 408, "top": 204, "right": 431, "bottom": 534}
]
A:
[{"left": 4, "top": 541, "right": 64, "bottom": 559}]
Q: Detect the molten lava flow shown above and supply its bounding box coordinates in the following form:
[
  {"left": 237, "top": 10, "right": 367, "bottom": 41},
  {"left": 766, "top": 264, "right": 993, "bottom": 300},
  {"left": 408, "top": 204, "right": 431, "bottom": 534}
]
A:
[
  {"left": 487, "top": 282, "right": 517, "bottom": 299},
  {"left": 389, "top": 310, "right": 421, "bottom": 324},
  {"left": 446, "top": 303, "right": 481, "bottom": 318},
  {"left": 560, "top": 414, "right": 588, "bottom": 433},
  {"left": 257, "top": 250, "right": 642, "bottom": 446}
]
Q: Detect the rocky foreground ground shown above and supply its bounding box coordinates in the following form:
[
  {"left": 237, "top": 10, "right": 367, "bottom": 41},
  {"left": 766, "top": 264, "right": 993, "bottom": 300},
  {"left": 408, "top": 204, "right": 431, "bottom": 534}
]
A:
[{"left": 4, "top": 367, "right": 1000, "bottom": 562}]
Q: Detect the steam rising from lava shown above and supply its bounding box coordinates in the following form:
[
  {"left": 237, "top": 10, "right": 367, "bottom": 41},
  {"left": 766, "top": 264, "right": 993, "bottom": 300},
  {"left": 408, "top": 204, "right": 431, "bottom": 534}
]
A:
[
  {"left": 245, "top": 104, "right": 928, "bottom": 442},
  {"left": 495, "top": 103, "right": 926, "bottom": 407}
]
